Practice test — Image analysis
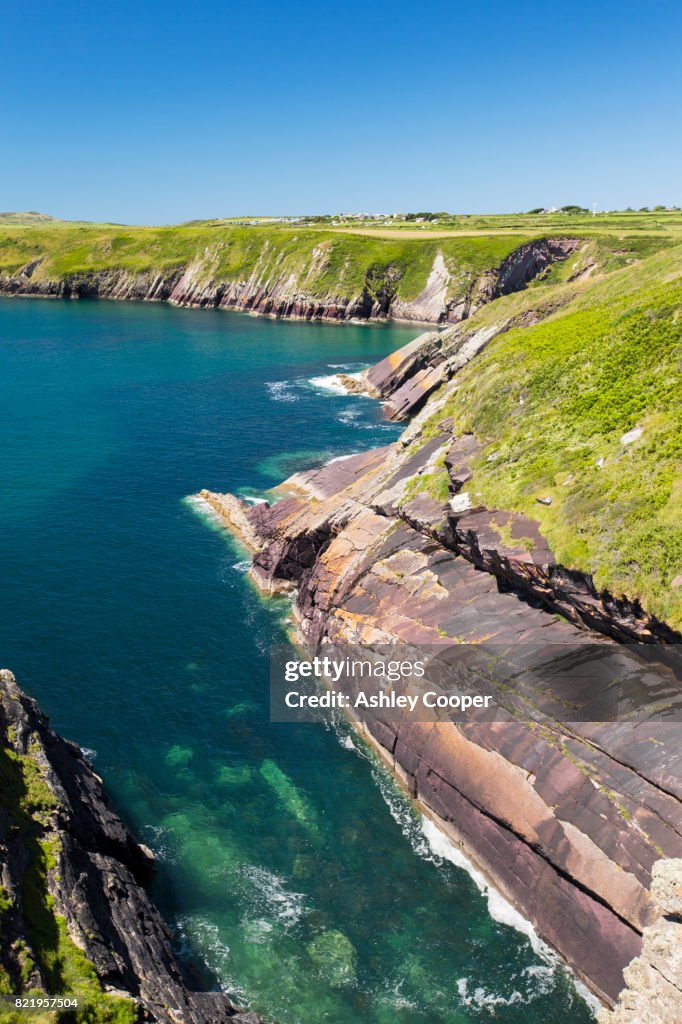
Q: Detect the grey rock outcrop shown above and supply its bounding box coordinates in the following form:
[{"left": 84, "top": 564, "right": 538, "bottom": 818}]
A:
[{"left": 598, "top": 859, "right": 682, "bottom": 1024}]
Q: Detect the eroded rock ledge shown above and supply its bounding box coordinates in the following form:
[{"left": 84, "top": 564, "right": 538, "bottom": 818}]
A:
[
  {"left": 0, "top": 238, "right": 579, "bottom": 326},
  {"left": 0, "top": 670, "right": 259, "bottom": 1024},
  {"left": 199, "top": 428, "right": 682, "bottom": 1009}
]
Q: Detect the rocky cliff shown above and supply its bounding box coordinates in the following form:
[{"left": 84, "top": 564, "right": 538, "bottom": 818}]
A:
[
  {"left": 198, "top": 358, "right": 682, "bottom": 1010},
  {"left": 0, "top": 670, "right": 259, "bottom": 1024},
  {"left": 598, "top": 859, "right": 682, "bottom": 1024},
  {"left": 0, "top": 237, "right": 579, "bottom": 325}
]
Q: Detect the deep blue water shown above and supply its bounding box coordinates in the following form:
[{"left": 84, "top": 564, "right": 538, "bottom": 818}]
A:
[{"left": 0, "top": 298, "right": 594, "bottom": 1023}]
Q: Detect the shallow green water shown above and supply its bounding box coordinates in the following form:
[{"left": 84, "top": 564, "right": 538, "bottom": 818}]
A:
[{"left": 0, "top": 298, "right": 594, "bottom": 1023}]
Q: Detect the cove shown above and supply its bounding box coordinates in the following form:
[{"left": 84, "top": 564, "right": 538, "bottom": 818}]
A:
[{"left": 0, "top": 297, "right": 594, "bottom": 1023}]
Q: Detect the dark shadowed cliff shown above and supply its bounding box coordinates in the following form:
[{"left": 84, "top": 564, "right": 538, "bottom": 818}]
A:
[{"left": 0, "top": 670, "right": 260, "bottom": 1024}]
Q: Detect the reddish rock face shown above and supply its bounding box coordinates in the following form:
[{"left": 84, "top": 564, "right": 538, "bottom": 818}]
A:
[{"left": 200, "top": 426, "right": 682, "bottom": 1007}]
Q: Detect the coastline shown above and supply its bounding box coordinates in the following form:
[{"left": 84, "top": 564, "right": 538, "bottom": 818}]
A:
[
  {"left": 0, "top": 669, "right": 261, "bottom": 1024},
  {"left": 0, "top": 290, "right": 443, "bottom": 329},
  {"left": 192, "top": 337, "right": 682, "bottom": 1009},
  {"left": 0, "top": 235, "right": 581, "bottom": 327}
]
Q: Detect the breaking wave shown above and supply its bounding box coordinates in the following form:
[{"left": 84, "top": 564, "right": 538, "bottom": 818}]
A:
[
  {"left": 266, "top": 380, "right": 298, "bottom": 402},
  {"left": 239, "top": 865, "right": 307, "bottom": 929},
  {"left": 307, "top": 374, "right": 348, "bottom": 395}
]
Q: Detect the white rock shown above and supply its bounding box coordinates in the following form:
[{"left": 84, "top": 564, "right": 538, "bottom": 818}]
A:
[
  {"left": 621, "top": 426, "right": 643, "bottom": 445},
  {"left": 450, "top": 492, "right": 472, "bottom": 514}
]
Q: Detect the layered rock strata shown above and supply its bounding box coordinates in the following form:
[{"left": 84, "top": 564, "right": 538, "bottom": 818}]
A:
[
  {"left": 0, "top": 670, "right": 259, "bottom": 1024},
  {"left": 199, "top": 424, "right": 682, "bottom": 1008},
  {"left": 0, "top": 238, "right": 579, "bottom": 326},
  {"left": 351, "top": 295, "right": 576, "bottom": 420}
]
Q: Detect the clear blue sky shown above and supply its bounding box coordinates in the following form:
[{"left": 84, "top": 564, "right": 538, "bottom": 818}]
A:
[{"left": 4, "top": 0, "right": 681, "bottom": 223}]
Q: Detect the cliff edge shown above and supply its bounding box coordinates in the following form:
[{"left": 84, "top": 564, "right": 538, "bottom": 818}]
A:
[{"left": 0, "top": 670, "right": 259, "bottom": 1024}]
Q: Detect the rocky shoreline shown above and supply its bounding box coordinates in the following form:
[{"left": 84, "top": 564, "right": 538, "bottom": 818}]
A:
[
  {"left": 197, "top": 327, "right": 682, "bottom": 1011},
  {"left": 0, "top": 238, "right": 579, "bottom": 325},
  {"left": 0, "top": 670, "right": 260, "bottom": 1024}
]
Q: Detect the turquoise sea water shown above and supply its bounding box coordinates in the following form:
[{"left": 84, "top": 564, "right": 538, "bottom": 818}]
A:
[{"left": 0, "top": 298, "right": 594, "bottom": 1024}]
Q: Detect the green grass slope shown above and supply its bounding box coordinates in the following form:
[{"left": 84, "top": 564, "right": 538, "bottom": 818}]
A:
[{"left": 426, "top": 245, "right": 682, "bottom": 628}]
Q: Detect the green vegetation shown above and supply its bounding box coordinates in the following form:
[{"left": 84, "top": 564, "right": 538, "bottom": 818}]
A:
[
  {"left": 419, "top": 244, "right": 682, "bottom": 628},
  {"left": 402, "top": 461, "right": 452, "bottom": 504},
  {"left": 0, "top": 221, "right": 535, "bottom": 307},
  {"left": 0, "top": 743, "right": 138, "bottom": 1024},
  {"left": 0, "top": 210, "right": 679, "bottom": 314}
]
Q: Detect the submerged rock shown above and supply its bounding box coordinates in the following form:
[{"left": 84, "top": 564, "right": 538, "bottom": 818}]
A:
[{"left": 307, "top": 930, "right": 358, "bottom": 988}]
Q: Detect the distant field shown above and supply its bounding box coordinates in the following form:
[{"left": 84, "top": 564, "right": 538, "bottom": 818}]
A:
[
  {"left": 324, "top": 209, "right": 682, "bottom": 240},
  {"left": 4, "top": 208, "right": 682, "bottom": 239}
]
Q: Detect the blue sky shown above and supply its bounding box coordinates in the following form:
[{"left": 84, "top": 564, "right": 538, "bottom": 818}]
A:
[{"left": 3, "top": 0, "right": 681, "bottom": 223}]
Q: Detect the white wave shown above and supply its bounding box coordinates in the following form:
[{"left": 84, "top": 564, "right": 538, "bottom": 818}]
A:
[
  {"left": 522, "top": 964, "right": 557, "bottom": 996},
  {"left": 80, "top": 746, "right": 97, "bottom": 760},
  {"left": 456, "top": 962, "right": 567, "bottom": 1011},
  {"left": 327, "top": 362, "right": 365, "bottom": 370},
  {"left": 232, "top": 560, "right": 251, "bottom": 573},
  {"left": 308, "top": 374, "right": 348, "bottom": 395},
  {"left": 421, "top": 817, "right": 551, "bottom": 960},
  {"left": 324, "top": 451, "right": 362, "bottom": 465},
  {"left": 175, "top": 914, "right": 245, "bottom": 999},
  {"left": 338, "top": 408, "right": 361, "bottom": 425},
  {"left": 240, "top": 864, "right": 307, "bottom": 929},
  {"left": 573, "top": 978, "right": 604, "bottom": 1017},
  {"left": 369, "top": 767, "right": 555, "bottom": 964},
  {"left": 182, "top": 494, "right": 227, "bottom": 533},
  {"left": 457, "top": 977, "right": 524, "bottom": 1008},
  {"left": 266, "top": 380, "right": 298, "bottom": 402},
  {"left": 369, "top": 761, "right": 432, "bottom": 859}
]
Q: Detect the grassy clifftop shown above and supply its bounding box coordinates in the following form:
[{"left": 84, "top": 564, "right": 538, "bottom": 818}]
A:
[
  {"left": 0, "top": 221, "right": 537, "bottom": 305},
  {"left": 0, "top": 215, "right": 674, "bottom": 311}
]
